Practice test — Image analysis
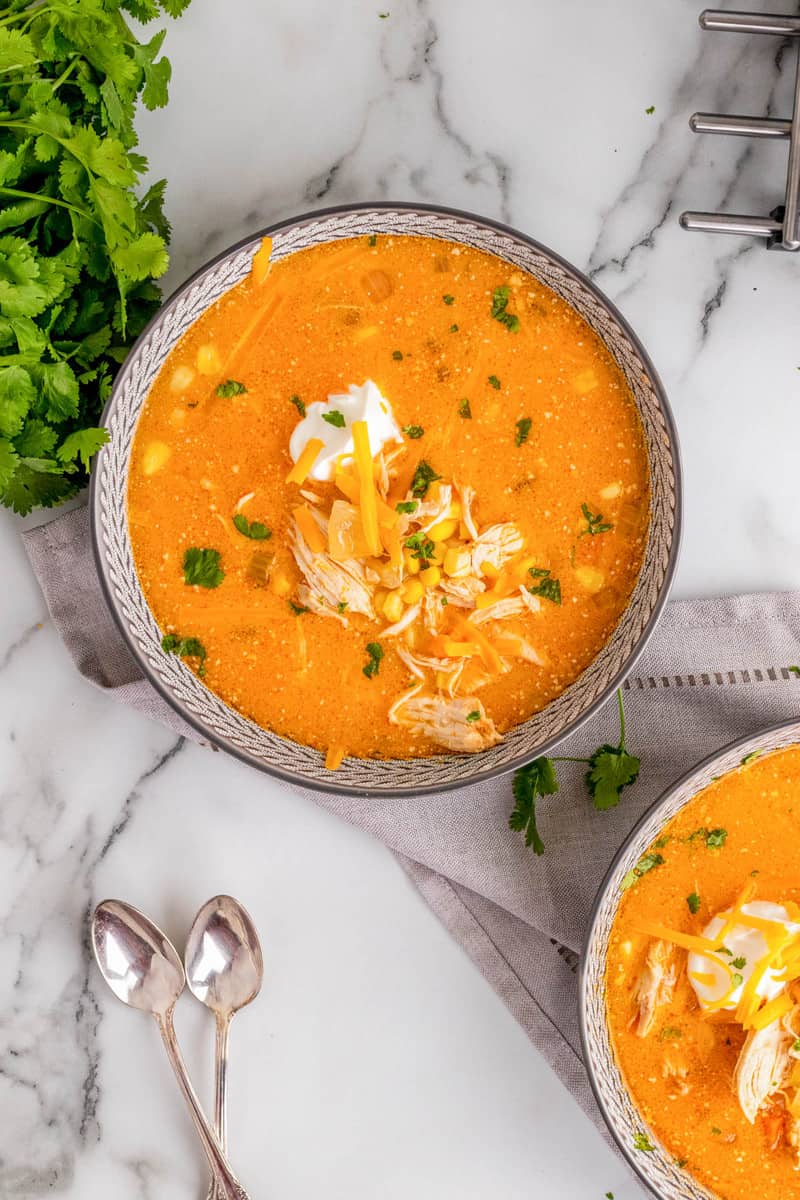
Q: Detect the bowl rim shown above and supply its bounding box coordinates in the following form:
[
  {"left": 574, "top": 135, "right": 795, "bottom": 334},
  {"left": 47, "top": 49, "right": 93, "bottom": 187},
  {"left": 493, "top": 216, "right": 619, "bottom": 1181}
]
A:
[
  {"left": 89, "top": 199, "right": 683, "bottom": 798},
  {"left": 578, "top": 715, "right": 800, "bottom": 1198}
]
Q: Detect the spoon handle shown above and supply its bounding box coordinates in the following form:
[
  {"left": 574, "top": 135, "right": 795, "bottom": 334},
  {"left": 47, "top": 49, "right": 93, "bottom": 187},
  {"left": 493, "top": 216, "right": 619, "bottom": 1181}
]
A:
[
  {"left": 155, "top": 1011, "right": 251, "bottom": 1200},
  {"left": 215, "top": 1011, "right": 232, "bottom": 1153}
]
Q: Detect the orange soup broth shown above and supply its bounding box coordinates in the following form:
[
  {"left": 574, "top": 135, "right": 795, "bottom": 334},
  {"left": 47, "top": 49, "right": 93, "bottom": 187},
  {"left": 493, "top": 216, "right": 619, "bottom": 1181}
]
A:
[
  {"left": 128, "top": 234, "right": 649, "bottom": 759},
  {"left": 606, "top": 745, "right": 800, "bottom": 1199}
]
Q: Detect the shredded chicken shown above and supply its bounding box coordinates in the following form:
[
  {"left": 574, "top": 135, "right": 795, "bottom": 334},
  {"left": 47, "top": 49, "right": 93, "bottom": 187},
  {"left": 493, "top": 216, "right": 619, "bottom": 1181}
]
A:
[
  {"left": 294, "top": 584, "right": 348, "bottom": 625},
  {"left": 422, "top": 589, "right": 446, "bottom": 633},
  {"left": 396, "top": 645, "right": 465, "bottom": 696},
  {"left": 631, "top": 939, "right": 677, "bottom": 1038},
  {"left": 661, "top": 1048, "right": 690, "bottom": 1097},
  {"left": 415, "top": 483, "right": 453, "bottom": 531},
  {"left": 389, "top": 693, "right": 503, "bottom": 752},
  {"left": 470, "top": 597, "right": 526, "bottom": 624},
  {"left": 519, "top": 586, "right": 542, "bottom": 615},
  {"left": 440, "top": 576, "right": 486, "bottom": 606},
  {"left": 470, "top": 522, "right": 525, "bottom": 575},
  {"left": 454, "top": 480, "right": 478, "bottom": 540},
  {"left": 379, "top": 602, "right": 421, "bottom": 638},
  {"left": 289, "top": 521, "right": 374, "bottom": 617},
  {"left": 734, "top": 1020, "right": 793, "bottom": 1124}
]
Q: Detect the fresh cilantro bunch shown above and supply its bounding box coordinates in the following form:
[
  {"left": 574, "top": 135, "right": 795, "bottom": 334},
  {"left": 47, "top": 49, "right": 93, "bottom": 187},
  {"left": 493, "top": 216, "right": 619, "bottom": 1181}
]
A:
[
  {"left": 0, "top": 0, "right": 192, "bottom": 515},
  {"left": 509, "top": 689, "right": 641, "bottom": 854}
]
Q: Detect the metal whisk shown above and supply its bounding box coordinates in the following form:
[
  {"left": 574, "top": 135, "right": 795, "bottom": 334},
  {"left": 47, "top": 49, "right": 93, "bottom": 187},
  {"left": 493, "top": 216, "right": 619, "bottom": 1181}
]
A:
[{"left": 680, "top": 9, "right": 800, "bottom": 250}]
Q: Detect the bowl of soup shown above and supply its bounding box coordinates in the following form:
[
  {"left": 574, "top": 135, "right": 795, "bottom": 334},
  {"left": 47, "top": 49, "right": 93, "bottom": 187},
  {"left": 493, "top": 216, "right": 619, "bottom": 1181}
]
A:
[
  {"left": 580, "top": 719, "right": 800, "bottom": 1200},
  {"left": 91, "top": 202, "right": 680, "bottom": 795}
]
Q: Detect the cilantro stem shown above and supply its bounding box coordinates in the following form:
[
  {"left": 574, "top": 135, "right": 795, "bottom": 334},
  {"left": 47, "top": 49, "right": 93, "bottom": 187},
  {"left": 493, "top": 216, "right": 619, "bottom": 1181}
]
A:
[
  {"left": 617, "top": 686, "right": 626, "bottom": 748},
  {"left": 0, "top": 185, "right": 96, "bottom": 222}
]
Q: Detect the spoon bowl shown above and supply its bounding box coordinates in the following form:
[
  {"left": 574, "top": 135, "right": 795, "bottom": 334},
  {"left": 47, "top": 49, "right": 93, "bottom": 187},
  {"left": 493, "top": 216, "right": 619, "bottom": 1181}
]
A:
[
  {"left": 185, "top": 895, "right": 263, "bottom": 1016},
  {"left": 92, "top": 898, "right": 185, "bottom": 1015}
]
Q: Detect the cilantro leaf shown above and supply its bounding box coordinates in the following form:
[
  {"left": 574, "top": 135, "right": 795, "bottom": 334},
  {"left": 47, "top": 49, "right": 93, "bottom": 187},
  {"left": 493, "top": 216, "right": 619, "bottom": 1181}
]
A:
[
  {"left": 289, "top": 394, "right": 306, "bottom": 417},
  {"left": 161, "top": 631, "right": 207, "bottom": 675},
  {"left": 232, "top": 513, "right": 271, "bottom": 540},
  {"left": 620, "top": 852, "right": 664, "bottom": 891},
  {"left": 216, "top": 379, "right": 247, "bottom": 398},
  {"left": 458, "top": 397, "right": 471, "bottom": 419},
  {"left": 586, "top": 745, "right": 640, "bottom": 811},
  {"left": 322, "top": 410, "right": 345, "bottom": 428},
  {"left": 487, "top": 374, "right": 501, "bottom": 390},
  {"left": 396, "top": 500, "right": 417, "bottom": 514},
  {"left": 363, "top": 642, "right": 384, "bottom": 679},
  {"left": 515, "top": 417, "right": 532, "bottom": 446},
  {"left": 183, "top": 547, "right": 224, "bottom": 588},
  {"left": 410, "top": 459, "right": 441, "bottom": 498},
  {"left": 579, "top": 501, "right": 613, "bottom": 537},
  {"left": 510, "top": 757, "right": 559, "bottom": 855},
  {"left": 687, "top": 892, "right": 701, "bottom": 915},
  {"left": 490, "top": 284, "right": 520, "bottom": 332},
  {"left": 57, "top": 427, "right": 109, "bottom": 470},
  {"left": 403, "top": 424, "right": 424, "bottom": 439},
  {"left": 633, "top": 1132, "right": 655, "bottom": 1153},
  {"left": 527, "top": 567, "right": 561, "bottom": 605}
]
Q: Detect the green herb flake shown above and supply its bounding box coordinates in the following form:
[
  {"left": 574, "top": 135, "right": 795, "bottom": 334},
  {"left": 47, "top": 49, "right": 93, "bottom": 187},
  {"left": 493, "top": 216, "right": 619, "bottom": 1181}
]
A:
[
  {"left": 488, "top": 374, "right": 501, "bottom": 390},
  {"left": 654, "top": 835, "right": 671, "bottom": 849},
  {"left": 731, "top": 956, "right": 746, "bottom": 970},
  {"left": 674, "top": 1159, "right": 688, "bottom": 1169},
  {"left": 645, "top": 105, "right": 655, "bottom": 115},
  {"left": 215, "top": 379, "right": 247, "bottom": 398},
  {"left": 458, "top": 398, "right": 472, "bottom": 419},
  {"left": 741, "top": 749, "right": 762, "bottom": 765},
  {"left": 515, "top": 417, "right": 532, "bottom": 446},
  {"left": 687, "top": 892, "right": 701, "bottom": 915},
  {"left": 789, "top": 665, "right": 800, "bottom": 677},
  {"left": 392, "top": 350, "right": 404, "bottom": 361},
  {"left": 233, "top": 513, "right": 271, "bottom": 541},
  {"left": 466, "top": 710, "right": 481, "bottom": 723},
  {"left": 711, "top": 1126, "right": 722, "bottom": 1136},
  {"left": 449, "top": 323, "right": 459, "bottom": 333},
  {"left": 363, "top": 642, "right": 384, "bottom": 679},
  {"left": 337, "top": 601, "right": 348, "bottom": 613},
  {"left": 442, "top": 293, "right": 455, "bottom": 305},
  {"left": 527, "top": 567, "right": 561, "bottom": 605},
  {"left": 633, "top": 1131, "right": 655, "bottom": 1153},
  {"left": 404, "top": 532, "right": 436, "bottom": 564},
  {"left": 509, "top": 757, "right": 559, "bottom": 856},
  {"left": 403, "top": 424, "right": 424, "bottom": 439},
  {"left": 290, "top": 394, "right": 306, "bottom": 417},
  {"left": 161, "top": 632, "right": 207, "bottom": 677},
  {"left": 396, "top": 500, "right": 418, "bottom": 514},
  {"left": 490, "top": 284, "right": 520, "bottom": 332},
  {"left": 706, "top": 828, "right": 728, "bottom": 849},
  {"left": 322, "top": 410, "right": 346, "bottom": 428},
  {"left": 659, "top": 1026, "right": 682, "bottom": 1041},
  {"left": 368, "top": 234, "right": 378, "bottom": 246},
  {"left": 621, "top": 852, "right": 664, "bottom": 891},
  {"left": 793, "top": 1039, "right": 800, "bottom": 1052},
  {"left": 579, "top": 502, "right": 613, "bottom": 537},
  {"left": 410, "top": 459, "right": 441, "bottom": 498},
  {"left": 183, "top": 547, "right": 224, "bottom": 589},
  {"left": 288, "top": 600, "right": 309, "bottom": 615}
]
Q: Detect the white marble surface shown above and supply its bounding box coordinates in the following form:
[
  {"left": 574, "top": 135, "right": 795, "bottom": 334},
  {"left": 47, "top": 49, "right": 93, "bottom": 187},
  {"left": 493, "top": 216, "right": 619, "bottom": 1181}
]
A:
[{"left": 3, "top": 1, "right": 800, "bottom": 1196}]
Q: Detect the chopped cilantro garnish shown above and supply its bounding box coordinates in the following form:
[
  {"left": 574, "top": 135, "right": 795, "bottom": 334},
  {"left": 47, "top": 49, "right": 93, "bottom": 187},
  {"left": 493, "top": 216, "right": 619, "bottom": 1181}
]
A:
[
  {"left": 410, "top": 460, "right": 441, "bottom": 498},
  {"left": 687, "top": 892, "right": 701, "bottom": 914},
  {"left": 337, "top": 601, "right": 348, "bottom": 613},
  {"left": 711, "top": 1126, "right": 722, "bottom": 1136},
  {"left": 368, "top": 234, "right": 378, "bottom": 245},
  {"left": 396, "top": 500, "right": 418, "bottom": 514},
  {"left": 515, "top": 417, "right": 532, "bottom": 446},
  {"left": 215, "top": 379, "right": 247, "bottom": 398},
  {"left": 322, "top": 410, "right": 346, "bottom": 428},
  {"left": 458, "top": 398, "right": 472, "bottom": 419},
  {"left": 288, "top": 600, "right": 309, "bottom": 615},
  {"left": 363, "top": 642, "right": 384, "bottom": 679},
  {"left": 645, "top": 105, "right": 655, "bottom": 115},
  {"left": 449, "top": 323, "right": 459, "bottom": 332},
  {"left": 509, "top": 757, "right": 559, "bottom": 855},
  {"left": 659, "top": 1026, "right": 682, "bottom": 1041},
  {"left": 441, "top": 596, "right": 448, "bottom": 606},
  {"left": 674, "top": 1158, "right": 688, "bottom": 1168},
  {"left": 654, "top": 835, "right": 671, "bottom": 848},
  {"left": 527, "top": 567, "right": 561, "bottom": 605},
  {"left": 621, "top": 852, "right": 664, "bottom": 891},
  {"left": 794, "top": 1039, "right": 800, "bottom": 1052},
  {"left": 442, "top": 293, "right": 455, "bottom": 305},
  {"left": 466, "top": 710, "right": 481, "bottom": 723},
  {"left": 488, "top": 374, "right": 501, "bottom": 390},
  {"left": 579, "top": 502, "right": 613, "bottom": 537},
  {"left": 633, "top": 1131, "right": 655, "bottom": 1153},
  {"left": 731, "top": 956, "right": 746, "bottom": 970},
  {"left": 183, "top": 547, "right": 224, "bottom": 589},
  {"left": 290, "top": 394, "right": 306, "bottom": 417},
  {"left": 161, "top": 633, "right": 207, "bottom": 677},
  {"left": 741, "top": 749, "right": 762, "bottom": 764},
  {"left": 789, "top": 665, "right": 800, "bottom": 676},
  {"left": 392, "top": 350, "right": 404, "bottom": 361},
  {"left": 233, "top": 513, "right": 271, "bottom": 541},
  {"left": 405, "top": 532, "right": 436, "bottom": 564},
  {"left": 585, "top": 690, "right": 640, "bottom": 810},
  {"left": 706, "top": 828, "right": 728, "bottom": 848},
  {"left": 403, "top": 424, "right": 424, "bottom": 439},
  {"left": 490, "top": 284, "right": 520, "bottom": 333}
]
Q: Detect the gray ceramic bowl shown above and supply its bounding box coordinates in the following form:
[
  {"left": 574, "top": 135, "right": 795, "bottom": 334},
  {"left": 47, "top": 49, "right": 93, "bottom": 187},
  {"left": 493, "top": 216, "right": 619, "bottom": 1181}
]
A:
[
  {"left": 90, "top": 202, "right": 681, "bottom": 796},
  {"left": 580, "top": 717, "right": 800, "bottom": 1199}
]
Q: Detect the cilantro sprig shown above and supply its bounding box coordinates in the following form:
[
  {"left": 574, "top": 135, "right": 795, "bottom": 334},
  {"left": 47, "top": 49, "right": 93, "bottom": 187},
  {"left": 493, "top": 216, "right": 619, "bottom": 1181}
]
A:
[
  {"left": 183, "top": 547, "right": 224, "bottom": 588},
  {"left": 509, "top": 688, "right": 641, "bottom": 854},
  {"left": 490, "top": 284, "right": 520, "bottom": 333},
  {"left": 161, "top": 632, "right": 207, "bottom": 676},
  {"left": 0, "top": 0, "right": 193, "bottom": 515}
]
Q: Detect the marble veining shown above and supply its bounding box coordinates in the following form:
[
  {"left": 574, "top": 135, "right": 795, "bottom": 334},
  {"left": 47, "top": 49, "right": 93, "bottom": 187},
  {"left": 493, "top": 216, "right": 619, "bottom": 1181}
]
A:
[{"left": 2, "top": 2, "right": 800, "bottom": 1197}]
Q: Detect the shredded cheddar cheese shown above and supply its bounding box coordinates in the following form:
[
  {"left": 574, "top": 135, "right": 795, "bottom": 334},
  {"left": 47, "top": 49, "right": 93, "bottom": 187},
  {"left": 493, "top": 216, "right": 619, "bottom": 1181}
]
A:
[
  {"left": 352, "top": 420, "right": 382, "bottom": 556},
  {"left": 287, "top": 438, "right": 325, "bottom": 485}
]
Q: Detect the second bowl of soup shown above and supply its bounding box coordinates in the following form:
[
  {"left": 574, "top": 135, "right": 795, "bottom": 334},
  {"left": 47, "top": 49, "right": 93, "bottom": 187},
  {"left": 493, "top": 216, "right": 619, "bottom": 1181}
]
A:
[{"left": 92, "top": 203, "right": 679, "bottom": 794}]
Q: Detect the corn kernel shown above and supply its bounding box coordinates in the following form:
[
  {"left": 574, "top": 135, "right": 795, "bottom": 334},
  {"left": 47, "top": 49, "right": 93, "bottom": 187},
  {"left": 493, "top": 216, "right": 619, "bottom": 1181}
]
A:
[
  {"left": 403, "top": 549, "right": 421, "bottom": 575},
  {"left": 142, "top": 440, "right": 171, "bottom": 476},
  {"left": 402, "top": 578, "right": 424, "bottom": 604},
  {"left": 374, "top": 588, "right": 388, "bottom": 612},
  {"left": 170, "top": 364, "right": 196, "bottom": 392},
  {"left": 574, "top": 565, "right": 605, "bottom": 593},
  {"left": 573, "top": 368, "right": 598, "bottom": 395},
  {"left": 270, "top": 567, "right": 292, "bottom": 597},
  {"left": 481, "top": 561, "right": 500, "bottom": 580},
  {"left": 420, "top": 565, "right": 441, "bottom": 588},
  {"left": 196, "top": 344, "right": 222, "bottom": 375},
  {"left": 427, "top": 517, "right": 459, "bottom": 542},
  {"left": 383, "top": 590, "right": 405, "bottom": 623},
  {"left": 429, "top": 541, "right": 447, "bottom": 566},
  {"left": 446, "top": 500, "right": 462, "bottom": 519},
  {"left": 443, "top": 546, "right": 471, "bottom": 578}
]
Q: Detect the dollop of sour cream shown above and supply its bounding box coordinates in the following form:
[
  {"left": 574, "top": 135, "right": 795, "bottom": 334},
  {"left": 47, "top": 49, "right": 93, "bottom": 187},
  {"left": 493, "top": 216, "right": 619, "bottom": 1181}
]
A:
[
  {"left": 288, "top": 379, "right": 402, "bottom": 482},
  {"left": 688, "top": 900, "right": 800, "bottom": 1011}
]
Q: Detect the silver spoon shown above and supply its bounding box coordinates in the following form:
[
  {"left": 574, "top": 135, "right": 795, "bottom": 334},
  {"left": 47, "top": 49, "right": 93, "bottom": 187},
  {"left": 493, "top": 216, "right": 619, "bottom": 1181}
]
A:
[
  {"left": 185, "top": 895, "right": 263, "bottom": 1199},
  {"left": 91, "top": 900, "right": 252, "bottom": 1200}
]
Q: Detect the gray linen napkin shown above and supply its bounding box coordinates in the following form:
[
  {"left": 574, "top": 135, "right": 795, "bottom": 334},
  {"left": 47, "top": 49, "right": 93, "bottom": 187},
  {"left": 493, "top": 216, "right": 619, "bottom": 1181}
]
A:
[{"left": 23, "top": 506, "right": 800, "bottom": 1132}]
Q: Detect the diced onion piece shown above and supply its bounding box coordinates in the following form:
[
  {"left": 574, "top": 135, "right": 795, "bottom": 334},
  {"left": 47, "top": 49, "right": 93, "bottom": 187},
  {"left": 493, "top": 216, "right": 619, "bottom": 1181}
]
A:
[
  {"left": 170, "top": 365, "right": 195, "bottom": 392},
  {"left": 352, "top": 420, "right": 382, "bottom": 556},
  {"left": 287, "top": 437, "right": 325, "bottom": 485},
  {"left": 293, "top": 504, "right": 326, "bottom": 554},
  {"left": 251, "top": 236, "right": 273, "bottom": 285}
]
